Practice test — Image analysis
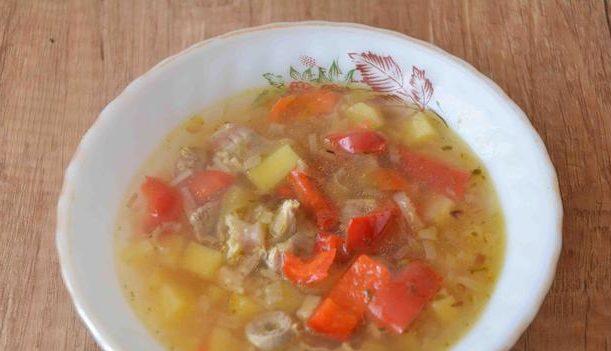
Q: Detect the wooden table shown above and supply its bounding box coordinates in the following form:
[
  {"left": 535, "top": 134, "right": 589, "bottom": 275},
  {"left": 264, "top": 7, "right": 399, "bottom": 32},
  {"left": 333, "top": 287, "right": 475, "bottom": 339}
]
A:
[{"left": 1, "top": 1, "right": 609, "bottom": 350}]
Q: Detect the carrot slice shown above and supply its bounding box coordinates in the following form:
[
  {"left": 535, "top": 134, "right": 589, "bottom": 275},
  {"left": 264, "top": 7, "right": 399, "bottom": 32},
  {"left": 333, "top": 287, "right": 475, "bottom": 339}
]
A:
[
  {"left": 269, "top": 89, "right": 340, "bottom": 122},
  {"left": 370, "top": 168, "right": 411, "bottom": 191},
  {"left": 270, "top": 95, "right": 297, "bottom": 121}
]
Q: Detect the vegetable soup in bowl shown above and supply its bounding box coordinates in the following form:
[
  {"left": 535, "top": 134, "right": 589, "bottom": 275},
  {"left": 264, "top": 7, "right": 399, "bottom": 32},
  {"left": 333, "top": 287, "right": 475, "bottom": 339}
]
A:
[{"left": 57, "top": 22, "right": 562, "bottom": 351}]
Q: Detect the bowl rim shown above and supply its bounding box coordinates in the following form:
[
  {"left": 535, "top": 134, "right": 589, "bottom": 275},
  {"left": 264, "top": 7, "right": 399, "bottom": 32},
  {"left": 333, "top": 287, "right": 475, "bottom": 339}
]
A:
[{"left": 56, "top": 20, "right": 563, "bottom": 351}]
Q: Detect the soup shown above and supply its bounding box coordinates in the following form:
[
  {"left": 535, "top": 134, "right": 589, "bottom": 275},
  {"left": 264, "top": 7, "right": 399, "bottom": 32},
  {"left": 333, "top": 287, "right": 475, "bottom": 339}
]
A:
[{"left": 115, "top": 84, "right": 504, "bottom": 351}]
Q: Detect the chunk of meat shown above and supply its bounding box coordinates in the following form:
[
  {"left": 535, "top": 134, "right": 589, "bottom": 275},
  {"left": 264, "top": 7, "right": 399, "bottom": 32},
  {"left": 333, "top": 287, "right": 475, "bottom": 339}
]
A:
[
  {"left": 270, "top": 199, "right": 300, "bottom": 240},
  {"left": 175, "top": 146, "right": 205, "bottom": 175},
  {"left": 189, "top": 200, "right": 221, "bottom": 244},
  {"left": 224, "top": 214, "right": 265, "bottom": 262},
  {"left": 210, "top": 124, "right": 268, "bottom": 174}
]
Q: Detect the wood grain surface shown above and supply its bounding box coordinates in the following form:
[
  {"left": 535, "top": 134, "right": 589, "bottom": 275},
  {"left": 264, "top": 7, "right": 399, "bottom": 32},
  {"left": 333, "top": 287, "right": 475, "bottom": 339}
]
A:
[{"left": 0, "top": 1, "right": 609, "bottom": 350}]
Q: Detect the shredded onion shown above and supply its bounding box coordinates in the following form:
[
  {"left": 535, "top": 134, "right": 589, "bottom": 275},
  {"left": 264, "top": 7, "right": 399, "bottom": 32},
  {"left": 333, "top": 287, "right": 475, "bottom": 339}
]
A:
[
  {"left": 392, "top": 192, "right": 424, "bottom": 230},
  {"left": 179, "top": 186, "right": 196, "bottom": 213},
  {"left": 170, "top": 169, "right": 193, "bottom": 186}
]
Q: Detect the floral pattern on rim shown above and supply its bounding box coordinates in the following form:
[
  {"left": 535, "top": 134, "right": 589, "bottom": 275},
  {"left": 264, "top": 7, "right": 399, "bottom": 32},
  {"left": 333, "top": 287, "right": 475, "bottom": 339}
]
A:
[
  {"left": 262, "top": 52, "right": 434, "bottom": 110},
  {"left": 349, "top": 52, "right": 433, "bottom": 110},
  {"left": 262, "top": 55, "right": 357, "bottom": 93}
]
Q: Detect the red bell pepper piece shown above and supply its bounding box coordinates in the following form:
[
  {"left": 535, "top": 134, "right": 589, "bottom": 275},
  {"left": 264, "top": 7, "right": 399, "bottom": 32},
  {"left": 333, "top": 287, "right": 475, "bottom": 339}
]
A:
[
  {"left": 185, "top": 170, "right": 234, "bottom": 205},
  {"left": 289, "top": 170, "right": 339, "bottom": 231},
  {"left": 275, "top": 183, "right": 295, "bottom": 199},
  {"left": 326, "top": 131, "right": 386, "bottom": 154},
  {"left": 307, "top": 298, "right": 361, "bottom": 341},
  {"left": 141, "top": 176, "right": 182, "bottom": 231},
  {"left": 283, "top": 249, "right": 336, "bottom": 285},
  {"left": 367, "top": 261, "right": 443, "bottom": 334},
  {"left": 370, "top": 168, "right": 411, "bottom": 191},
  {"left": 399, "top": 148, "right": 469, "bottom": 201},
  {"left": 308, "top": 255, "right": 390, "bottom": 340},
  {"left": 314, "top": 232, "right": 348, "bottom": 261},
  {"left": 345, "top": 207, "right": 398, "bottom": 253}
]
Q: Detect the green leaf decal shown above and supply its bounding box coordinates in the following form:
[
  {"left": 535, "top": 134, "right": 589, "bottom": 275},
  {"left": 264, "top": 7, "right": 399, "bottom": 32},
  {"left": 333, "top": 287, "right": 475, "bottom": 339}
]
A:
[
  {"left": 328, "top": 60, "right": 342, "bottom": 81},
  {"left": 262, "top": 73, "right": 285, "bottom": 88},
  {"left": 344, "top": 69, "right": 356, "bottom": 82},
  {"left": 301, "top": 68, "right": 313, "bottom": 81},
  {"left": 289, "top": 66, "right": 301, "bottom": 80},
  {"left": 317, "top": 67, "right": 329, "bottom": 83}
]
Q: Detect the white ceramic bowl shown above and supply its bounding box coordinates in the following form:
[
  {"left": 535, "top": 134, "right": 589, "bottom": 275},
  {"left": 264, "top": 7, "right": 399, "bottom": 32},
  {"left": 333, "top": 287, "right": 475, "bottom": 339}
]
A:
[{"left": 56, "top": 22, "right": 562, "bottom": 351}]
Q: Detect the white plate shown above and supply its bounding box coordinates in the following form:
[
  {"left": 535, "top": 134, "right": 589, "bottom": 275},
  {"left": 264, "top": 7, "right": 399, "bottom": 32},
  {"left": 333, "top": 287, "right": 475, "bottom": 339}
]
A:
[{"left": 56, "top": 21, "right": 562, "bottom": 351}]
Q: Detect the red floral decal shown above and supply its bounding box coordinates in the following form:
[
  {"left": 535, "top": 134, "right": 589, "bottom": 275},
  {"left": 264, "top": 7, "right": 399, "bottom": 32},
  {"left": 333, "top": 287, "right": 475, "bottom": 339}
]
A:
[
  {"left": 349, "top": 51, "right": 434, "bottom": 110},
  {"left": 300, "top": 55, "right": 317, "bottom": 68},
  {"left": 409, "top": 67, "right": 433, "bottom": 110}
]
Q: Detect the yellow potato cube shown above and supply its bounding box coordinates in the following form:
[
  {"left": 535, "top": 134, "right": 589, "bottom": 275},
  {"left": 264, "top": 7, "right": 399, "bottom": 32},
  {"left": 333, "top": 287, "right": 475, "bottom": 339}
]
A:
[
  {"left": 158, "top": 282, "right": 194, "bottom": 320},
  {"left": 402, "top": 111, "right": 438, "bottom": 145},
  {"left": 120, "top": 239, "right": 155, "bottom": 265},
  {"left": 154, "top": 233, "right": 187, "bottom": 268},
  {"left": 228, "top": 293, "right": 265, "bottom": 321},
  {"left": 346, "top": 102, "right": 384, "bottom": 129},
  {"left": 247, "top": 144, "right": 300, "bottom": 193},
  {"left": 432, "top": 295, "right": 459, "bottom": 322},
  {"left": 180, "top": 242, "right": 224, "bottom": 281}
]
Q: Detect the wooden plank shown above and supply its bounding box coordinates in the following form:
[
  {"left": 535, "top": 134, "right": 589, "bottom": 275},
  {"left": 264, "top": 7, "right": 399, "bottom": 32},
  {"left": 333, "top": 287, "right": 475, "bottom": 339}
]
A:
[{"left": 0, "top": 0, "right": 609, "bottom": 350}]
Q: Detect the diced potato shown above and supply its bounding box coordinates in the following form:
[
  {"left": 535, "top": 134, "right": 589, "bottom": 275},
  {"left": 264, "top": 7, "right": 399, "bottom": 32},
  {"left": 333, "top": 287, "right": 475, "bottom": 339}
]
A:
[
  {"left": 421, "top": 194, "right": 455, "bottom": 224},
  {"left": 180, "top": 242, "right": 224, "bottom": 280},
  {"left": 120, "top": 239, "right": 155, "bottom": 265},
  {"left": 221, "top": 185, "right": 255, "bottom": 216},
  {"left": 264, "top": 281, "right": 305, "bottom": 313},
  {"left": 154, "top": 233, "right": 187, "bottom": 268},
  {"left": 228, "top": 293, "right": 265, "bottom": 321},
  {"left": 402, "top": 111, "right": 438, "bottom": 145},
  {"left": 247, "top": 144, "right": 300, "bottom": 193},
  {"left": 208, "top": 327, "right": 245, "bottom": 351},
  {"left": 345, "top": 102, "right": 384, "bottom": 129},
  {"left": 432, "top": 294, "right": 459, "bottom": 322},
  {"left": 158, "top": 282, "right": 194, "bottom": 320}
]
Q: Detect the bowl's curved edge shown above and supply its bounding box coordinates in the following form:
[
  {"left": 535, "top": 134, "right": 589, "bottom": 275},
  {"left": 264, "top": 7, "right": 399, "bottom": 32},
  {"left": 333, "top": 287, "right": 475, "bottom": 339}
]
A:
[{"left": 56, "top": 21, "right": 563, "bottom": 351}]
